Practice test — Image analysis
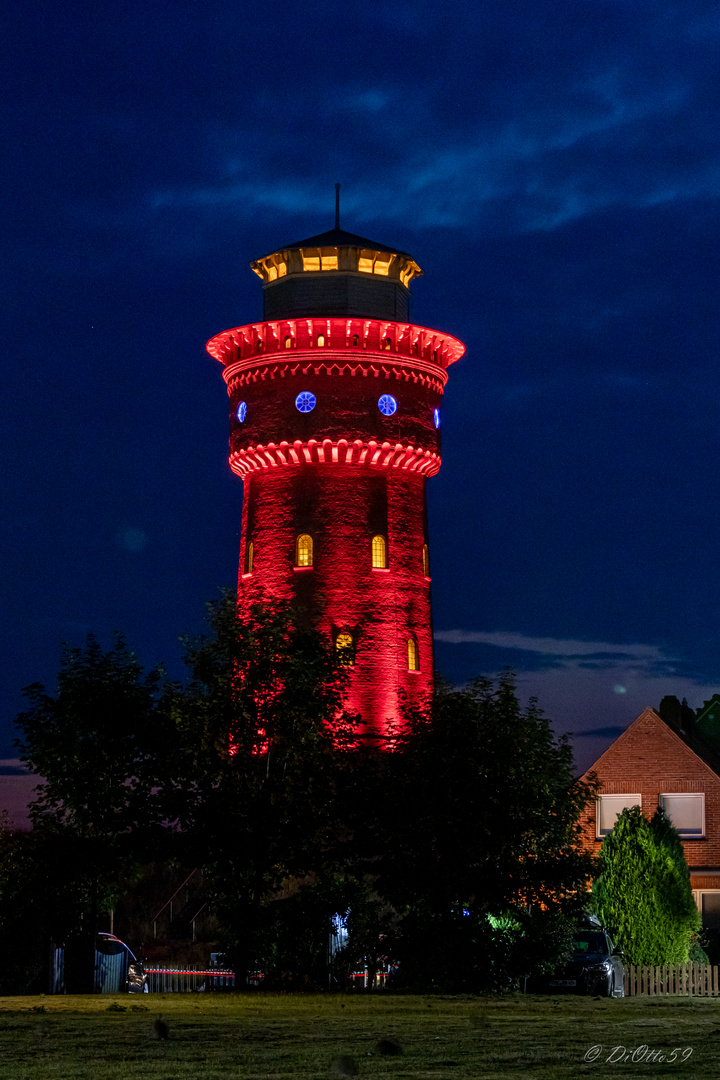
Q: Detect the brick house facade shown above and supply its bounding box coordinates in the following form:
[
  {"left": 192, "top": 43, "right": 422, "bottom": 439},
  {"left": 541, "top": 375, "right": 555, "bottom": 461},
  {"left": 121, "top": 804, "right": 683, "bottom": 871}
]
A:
[{"left": 578, "top": 707, "right": 720, "bottom": 931}]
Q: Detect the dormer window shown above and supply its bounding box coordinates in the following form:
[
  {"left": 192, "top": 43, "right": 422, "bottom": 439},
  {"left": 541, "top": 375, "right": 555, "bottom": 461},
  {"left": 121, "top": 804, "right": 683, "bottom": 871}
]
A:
[
  {"left": 261, "top": 254, "right": 287, "bottom": 281},
  {"left": 400, "top": 263, "right": 415, "bottom": 287},
  {"left": 301, "top": 248, "right": 339, "bottom": 272},
  {"left": 358, "top": 250, "right": 396, "bottom": 276}
]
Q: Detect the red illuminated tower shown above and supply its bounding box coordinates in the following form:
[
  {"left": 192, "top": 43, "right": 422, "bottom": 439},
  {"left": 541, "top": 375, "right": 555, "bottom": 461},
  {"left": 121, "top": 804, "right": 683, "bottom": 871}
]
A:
[{"left": 207, "top": 222, "right": 465, "bottom": 743}]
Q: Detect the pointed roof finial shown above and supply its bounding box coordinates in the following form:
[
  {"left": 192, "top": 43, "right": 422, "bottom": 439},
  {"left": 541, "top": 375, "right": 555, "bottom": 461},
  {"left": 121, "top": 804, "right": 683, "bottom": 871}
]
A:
[{"left": 335, "top": 183, "right": 341, "bottom": 230}]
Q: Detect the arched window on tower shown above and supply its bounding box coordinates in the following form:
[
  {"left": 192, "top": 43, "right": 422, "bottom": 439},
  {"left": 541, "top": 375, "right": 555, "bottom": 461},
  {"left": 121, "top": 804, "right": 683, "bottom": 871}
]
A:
[
  {"left": 407, "top": 636, "right": 419, "bottom": 671},
  {"left": 371, "top": 535, "right": 387, "bottom": 569},
  {"left": 352, "top": 334, "right": 359, "bottom": 347},
  {"left": 245, "top": 540, "right": 254, "bottom": 574},
  {"left": 422, "top": 544, "right": 430, "bottom": 577},
  {"left": 335, "top": 632, "right": 354, "bottom": 665},
  {"left": 284, "top": 335, "right": 293, "bottom": 349},
  {"left": 295, "top": 534, "right": 313, "bottom": 567},
  {"left": 316, "top": 334, "right": 325, "bottom": 347}
]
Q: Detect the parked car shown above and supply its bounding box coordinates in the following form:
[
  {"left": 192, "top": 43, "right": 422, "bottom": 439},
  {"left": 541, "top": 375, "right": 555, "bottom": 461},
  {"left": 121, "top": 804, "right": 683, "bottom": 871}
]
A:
[
  {"left": 95, "top": 933, "right": 148, "bottom": 993},
  {"left": 533, "top": 922, "right": 625, "bottom": 997}
]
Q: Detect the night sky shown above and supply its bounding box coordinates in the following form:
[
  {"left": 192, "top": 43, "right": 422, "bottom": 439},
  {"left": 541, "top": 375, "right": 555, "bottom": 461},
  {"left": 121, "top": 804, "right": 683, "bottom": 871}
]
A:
[{"left": 3, "top": 1, "right": 720, "bottom": 821}]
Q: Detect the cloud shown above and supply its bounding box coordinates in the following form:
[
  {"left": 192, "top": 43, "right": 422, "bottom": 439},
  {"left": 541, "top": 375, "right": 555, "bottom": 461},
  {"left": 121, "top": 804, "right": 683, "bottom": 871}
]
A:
[
  {"left": 432, "top": 629, "right": 720, "bottom": 772},
  {"left": 575, "top": 726, "right": 629, "bottom": 739},
  {"left": 434, "top": 629, "right": 671, "bottom": 662},
  {"left": 0, "top": 759, "right": 30, "bottom": 776}
]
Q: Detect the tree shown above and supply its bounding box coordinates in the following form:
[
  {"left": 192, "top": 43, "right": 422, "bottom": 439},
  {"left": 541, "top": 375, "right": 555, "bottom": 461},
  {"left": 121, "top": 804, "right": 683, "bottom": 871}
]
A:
[
  {"left": 14, "top": 635, "right": 173, "bottom": 990},
  {"left": 592, "top": 805, "right": 701, "bottom": 964},
  {"left": 167, "top": 592, "right": 362, "bottom": 986},
  {"left": 350, "top": 674, "right": 598, "bottom": 991}
]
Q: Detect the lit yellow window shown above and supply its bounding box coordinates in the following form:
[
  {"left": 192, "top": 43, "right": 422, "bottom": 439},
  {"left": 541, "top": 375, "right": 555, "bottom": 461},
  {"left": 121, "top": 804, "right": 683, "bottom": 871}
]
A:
[
  {"left": 316, "top": 334, "right": 325, "bottom": 347},
  {"left": 408, "top": 637, "right": 419, "bottom": 671},
  {"left": 302, "top": 252, "right": 321, "bottom": 271},
  {"left": 374, "top": 253, "right": 393, "bottom": 276},
  {"left": 295, "top": 534, "right": 313, "bottom": 567},
  {"left": 336, "top": 632, "right": 354, "bottom": 665},
  {"left": 383, "top": 337, "right": 392, "bottom": 351},
  {"left": 371, "top": 535, "right": 387, "bottom": 569},
  {"left": 284, "top": 335, "right": 293, "bottom": 348},
  {"left": 358, "top": 251, "right": 374, "bottom": 273},
  {"left": 245, "top": 540, "right": 254, "bottom": 574},
  {"left": 256, "top": 339, "right": 263, "bottom": 353},
  {"left": 321, "top": 253, "right": 338, "bottom": 271},
  {"left": 422, "top": 544, "right": 429, "bottom": 577},
  {"left": 400, "top": 264, "right": 414, "bottom": 287},
  {"left": 263, "top": 257, "right": 286, "bottom": 280}
]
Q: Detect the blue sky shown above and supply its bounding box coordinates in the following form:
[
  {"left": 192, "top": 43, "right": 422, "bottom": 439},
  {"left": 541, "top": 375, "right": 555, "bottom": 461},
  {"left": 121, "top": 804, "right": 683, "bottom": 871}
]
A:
[{"left": 3, "top": 0, "right": 720, "bottom": 819}]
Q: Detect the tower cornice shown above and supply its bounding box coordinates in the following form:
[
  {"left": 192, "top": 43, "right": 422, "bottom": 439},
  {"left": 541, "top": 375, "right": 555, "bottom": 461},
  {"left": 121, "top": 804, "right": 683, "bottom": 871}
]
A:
[{"left": 206, "top": 317, "right": 465, "bottom": 373}]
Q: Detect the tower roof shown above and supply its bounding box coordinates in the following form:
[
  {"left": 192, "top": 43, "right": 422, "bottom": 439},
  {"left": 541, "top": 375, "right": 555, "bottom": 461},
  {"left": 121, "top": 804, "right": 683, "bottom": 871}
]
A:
[{"left": 254, "top": 227, "right": 413, "bottom": 264}]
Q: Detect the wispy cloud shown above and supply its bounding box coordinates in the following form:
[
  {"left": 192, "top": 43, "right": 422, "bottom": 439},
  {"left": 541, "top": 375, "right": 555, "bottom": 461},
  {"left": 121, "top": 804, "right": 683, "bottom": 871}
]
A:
[{"left": 434, "top": 629, "right": 669, "bottom": 661}]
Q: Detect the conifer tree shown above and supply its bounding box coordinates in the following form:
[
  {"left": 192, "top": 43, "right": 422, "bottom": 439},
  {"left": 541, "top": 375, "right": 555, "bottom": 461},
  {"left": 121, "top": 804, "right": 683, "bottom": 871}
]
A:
[{"left": 593, "top": 805, "right": 701, "bottom": 964}]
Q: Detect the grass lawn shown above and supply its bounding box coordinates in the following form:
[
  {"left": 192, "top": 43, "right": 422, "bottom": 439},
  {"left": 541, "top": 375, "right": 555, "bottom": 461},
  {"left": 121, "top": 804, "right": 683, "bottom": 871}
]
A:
[{"left": 0, "top": 992, "right": 717, "bottom": 1079}]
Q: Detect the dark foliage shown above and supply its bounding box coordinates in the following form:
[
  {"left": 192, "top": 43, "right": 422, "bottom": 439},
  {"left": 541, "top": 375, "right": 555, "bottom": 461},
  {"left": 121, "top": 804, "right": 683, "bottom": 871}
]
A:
[{"left": 7, "top": 598, "right": 597, "bottom": 993}]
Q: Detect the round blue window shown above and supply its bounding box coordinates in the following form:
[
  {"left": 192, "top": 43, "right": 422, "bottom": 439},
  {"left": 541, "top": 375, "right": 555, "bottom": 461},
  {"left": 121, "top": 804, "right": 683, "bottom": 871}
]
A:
[
  {"left": 295, "top": 391, "right": 316, "bottom": 413},
  {"left": 237, "top": 401, "right": 247, "bottom": 423},
  {"left": 378, "top": 394, "right": 397, "bottom": 416},
  {"left": 433, "top": 408, "right": 440, "bottom": 429}
]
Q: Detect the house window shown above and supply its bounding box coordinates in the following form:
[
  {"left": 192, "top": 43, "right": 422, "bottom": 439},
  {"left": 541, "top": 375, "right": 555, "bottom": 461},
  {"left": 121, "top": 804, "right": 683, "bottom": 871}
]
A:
[
  {"left": 371, "top": 535, "right": 387, "bottom": 569},
  {"left": 660, "top": 793, "right": 705, "bottom": 837},
  {"left": 408, "top": 637, "right": 419, "bottom": 671},
  {"left": 596, "top": 794, "right": 641, "bottom": 837},
  {"left": 295, "top": 534, "right": 313, "bottom": 567},
  {"left": 693, "top": 891, "right": 720, "bottom": 930},
  {"left": 422, "top": 544, "right": 430, "bottom": 577},
  {"left": 335, "top": 632, "right": 354, "bottom": 665},
  {"left": 245, "top": 540, "right": 254, "bottom": 574}
]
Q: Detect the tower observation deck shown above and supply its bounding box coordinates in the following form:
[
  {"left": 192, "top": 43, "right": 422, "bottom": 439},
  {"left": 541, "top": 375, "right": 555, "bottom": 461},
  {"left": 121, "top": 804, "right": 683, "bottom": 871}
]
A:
[{"left": 207, "top": 224, "right": 465, "bottom": 743}]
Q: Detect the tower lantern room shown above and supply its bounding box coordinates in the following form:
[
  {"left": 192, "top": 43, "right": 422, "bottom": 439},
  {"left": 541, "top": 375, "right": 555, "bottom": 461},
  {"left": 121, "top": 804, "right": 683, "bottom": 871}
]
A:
[
  {"left": 250, "top": 227, "right": 422, "bottom": 322},
  {"left": 207, "top": 221, "right": 465, "bottom": 744}
]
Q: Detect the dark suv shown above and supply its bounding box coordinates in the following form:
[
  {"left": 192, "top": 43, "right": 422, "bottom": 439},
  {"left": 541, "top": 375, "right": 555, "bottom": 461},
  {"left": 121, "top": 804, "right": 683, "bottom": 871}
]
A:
[{"left": 542, "top": 926, "right": 625, "bottom": 997}]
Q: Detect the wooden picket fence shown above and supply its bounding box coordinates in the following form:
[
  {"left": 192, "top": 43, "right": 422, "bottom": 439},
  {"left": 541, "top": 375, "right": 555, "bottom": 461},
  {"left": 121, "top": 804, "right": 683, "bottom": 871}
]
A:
[{"left": 625, "top": 963, "right": 720, "bottom": 997}]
